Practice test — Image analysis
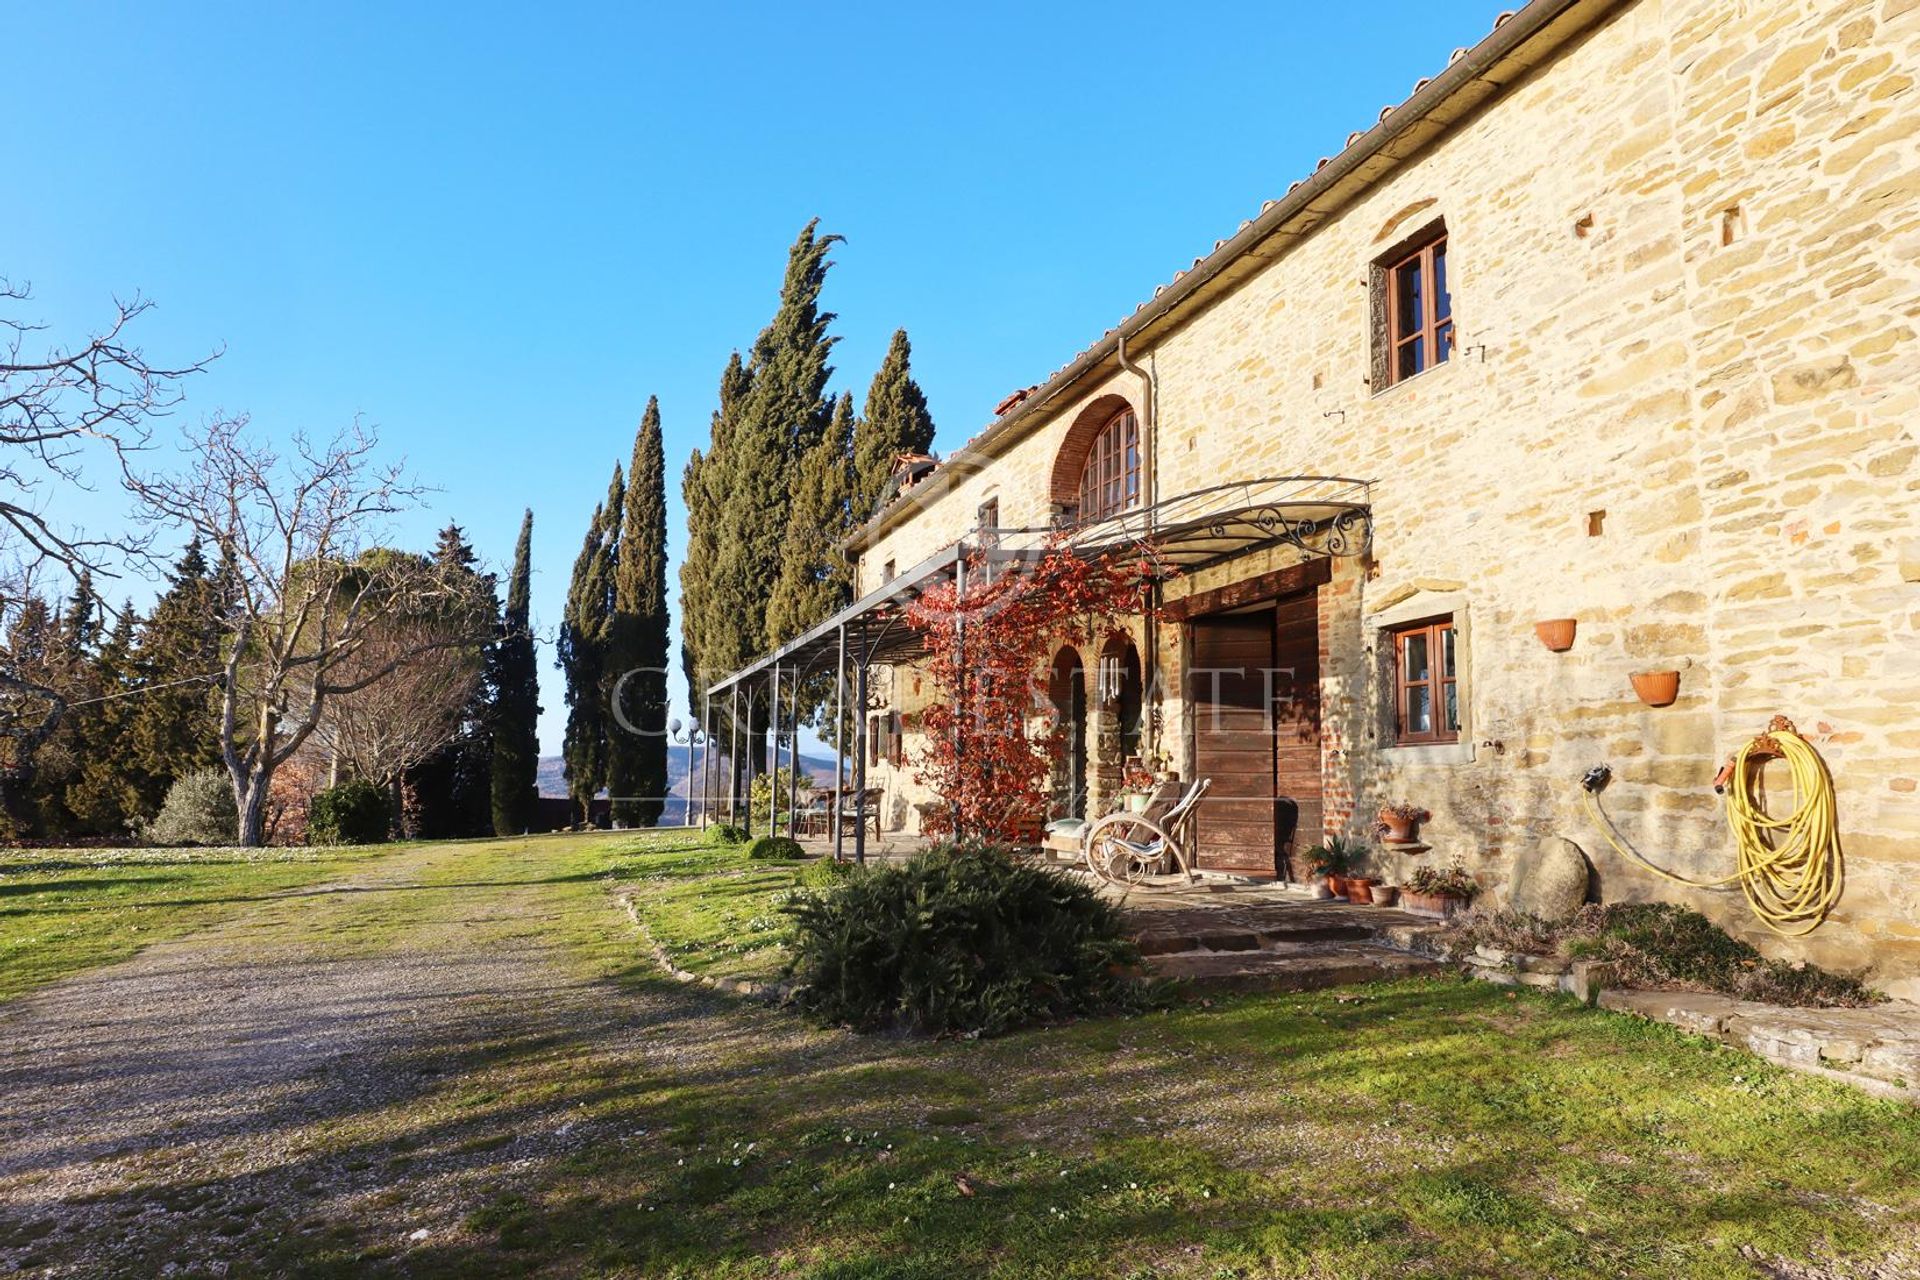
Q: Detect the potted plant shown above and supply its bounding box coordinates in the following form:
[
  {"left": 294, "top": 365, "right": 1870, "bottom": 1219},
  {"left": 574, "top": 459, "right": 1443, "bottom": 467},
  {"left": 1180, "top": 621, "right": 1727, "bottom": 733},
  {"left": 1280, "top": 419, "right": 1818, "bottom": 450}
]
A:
[
  {"left": 1403, "top": 865, "right": 1478, "bottom": 918},
  {"left": 1117, "top": 758, "right": 1157, "bottom": 813},
  {"left": 1300, "top": 835, "right": 1361, "bottom": 898},
  {"left": 1369, "top": 882, "right": 1399, "bottom": 907},
  {"left": 1344, "top": 874, "right": 1376, "bottom": 904},
  {"left": 1374, "top": 803, "right": 1431, "bottom": 844}
]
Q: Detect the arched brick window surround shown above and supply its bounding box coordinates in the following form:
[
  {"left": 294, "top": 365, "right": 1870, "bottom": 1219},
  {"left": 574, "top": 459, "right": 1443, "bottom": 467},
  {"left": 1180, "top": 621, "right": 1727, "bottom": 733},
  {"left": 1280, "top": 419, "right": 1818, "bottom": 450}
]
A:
[{"left": 1048, "top": 393, "right": 1140, "bottom": 511}]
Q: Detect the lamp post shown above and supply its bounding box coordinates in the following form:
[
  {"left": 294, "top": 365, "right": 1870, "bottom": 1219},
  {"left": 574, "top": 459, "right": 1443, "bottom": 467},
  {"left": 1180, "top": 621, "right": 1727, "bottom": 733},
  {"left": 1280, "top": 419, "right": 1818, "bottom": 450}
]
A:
[{"left": 669, "top": 717, "right": 707, "bottom": 829}]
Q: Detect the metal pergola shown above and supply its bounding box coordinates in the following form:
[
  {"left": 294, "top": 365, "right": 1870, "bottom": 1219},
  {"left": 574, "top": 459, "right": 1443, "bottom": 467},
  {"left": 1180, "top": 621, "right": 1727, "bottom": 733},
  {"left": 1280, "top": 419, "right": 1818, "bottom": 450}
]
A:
[{"left": 698, "top": 475, "right": 1374, "bottom": 863}]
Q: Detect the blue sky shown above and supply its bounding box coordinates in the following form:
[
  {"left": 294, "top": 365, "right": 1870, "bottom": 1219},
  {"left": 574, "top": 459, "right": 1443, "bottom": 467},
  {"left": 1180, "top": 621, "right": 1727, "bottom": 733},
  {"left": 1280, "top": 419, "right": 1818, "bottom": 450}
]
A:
[{"left": 7, "top": 0, "right": 1515, "bottom": 756}]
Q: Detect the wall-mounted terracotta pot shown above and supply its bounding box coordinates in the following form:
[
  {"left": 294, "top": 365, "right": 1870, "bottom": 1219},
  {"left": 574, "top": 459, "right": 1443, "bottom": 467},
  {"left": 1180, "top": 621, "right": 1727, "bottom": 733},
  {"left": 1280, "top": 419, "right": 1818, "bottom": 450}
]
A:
[
  {"left": 1534, "top": 618, "right": 1577, "bottom": 652},
  {"left": 1630, "top": 669, "right": 1681, "bottom": 707}
]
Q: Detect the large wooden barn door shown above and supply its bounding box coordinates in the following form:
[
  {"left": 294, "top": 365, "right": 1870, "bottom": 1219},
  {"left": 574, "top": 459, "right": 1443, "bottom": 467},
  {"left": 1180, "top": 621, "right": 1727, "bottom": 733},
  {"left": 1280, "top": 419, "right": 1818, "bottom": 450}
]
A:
[
  {"left": 1190, "top": 611, "right": 1278, "bottom": 876},
  {"left": 1188, "top": 593, "right": 1321, "bottom": 879}
]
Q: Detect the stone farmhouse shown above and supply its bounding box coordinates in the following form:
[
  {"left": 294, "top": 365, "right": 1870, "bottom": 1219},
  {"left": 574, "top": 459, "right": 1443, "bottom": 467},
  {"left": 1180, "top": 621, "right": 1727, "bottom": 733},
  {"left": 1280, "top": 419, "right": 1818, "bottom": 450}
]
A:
[{"left": 706, "top": 0, "right": 1920, "bottom": 996}]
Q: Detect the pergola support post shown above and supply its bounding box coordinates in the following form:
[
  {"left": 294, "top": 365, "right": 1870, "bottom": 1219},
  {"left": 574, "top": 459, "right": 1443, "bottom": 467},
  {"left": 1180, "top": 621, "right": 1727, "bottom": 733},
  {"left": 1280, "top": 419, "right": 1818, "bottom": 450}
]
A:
[
  {"left": 729, "top": 685, "right": 740, "bottom": 826},
  {"left": 832, "top": 622, "right": 847, "bottom": 861},
  {"left": 853, "top": 635, "right": 868, "bottom": 867}
]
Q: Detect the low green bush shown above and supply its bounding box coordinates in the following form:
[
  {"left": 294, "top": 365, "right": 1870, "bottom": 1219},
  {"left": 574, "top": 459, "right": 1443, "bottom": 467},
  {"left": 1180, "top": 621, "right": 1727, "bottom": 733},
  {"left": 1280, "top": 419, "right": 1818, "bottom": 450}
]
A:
[
  {"left": 795, "top": 858, "right": 853, "bottom": 891},
  {"left": 706, "top": 823, "right": 747, "bottom": 847},
  {"left": 785, "top": 840, "right": 1143, "bottom": 1036},
  {"left": 746, "top": 835, "right": 804, "bottom": 861},
  {"left": 1454, "top": 901, "right": 1879, "bottom": 1008},
  {"left": 1565, "top": 902, "right": 1880, "bottom": 1008},
  {"left": 307, "top": 780, "right": 391, "bottom": 845},
  {"left": 146, "top": 769, "right": 238, "bottom": 846}
]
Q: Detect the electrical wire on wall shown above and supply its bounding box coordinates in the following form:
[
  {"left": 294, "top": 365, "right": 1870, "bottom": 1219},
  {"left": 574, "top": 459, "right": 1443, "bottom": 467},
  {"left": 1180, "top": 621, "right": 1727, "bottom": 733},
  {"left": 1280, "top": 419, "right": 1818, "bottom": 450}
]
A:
[{"left": 1582, "top": 716, "right": 1844, "bottom": 937}]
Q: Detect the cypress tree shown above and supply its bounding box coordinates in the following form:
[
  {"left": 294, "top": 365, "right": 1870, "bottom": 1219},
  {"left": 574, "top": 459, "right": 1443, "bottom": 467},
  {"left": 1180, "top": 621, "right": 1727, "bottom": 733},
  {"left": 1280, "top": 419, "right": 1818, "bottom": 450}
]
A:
[
  {"left": 559, "top": 466, "right": 622, "bottom": 823},
  {"left": 707, "top": 222, "right": 841, "bottom": 784},
  {"left": 609, "top": 397, "right": 670, "bottom": 827},
  {"left": 852, "top": 328, "right": 937, "bottom": 524},
  {"left": 489, "top": 510, "right": 541, "bottom": 835},
  {"left": 679, "top": 352, "right": 751, "bottom": 713},
  {"left": 767, "top": 390, "right": 856, "bottom": 648}
]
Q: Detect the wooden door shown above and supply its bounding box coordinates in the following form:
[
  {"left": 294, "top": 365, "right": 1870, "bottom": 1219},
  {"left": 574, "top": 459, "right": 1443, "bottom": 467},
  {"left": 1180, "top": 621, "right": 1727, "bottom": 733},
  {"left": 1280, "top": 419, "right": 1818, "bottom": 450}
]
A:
[
  {"left": 1271, "top": 593, "right": 1323, "bottom": 879},
  {"left": 1188, "top": 594, "right": 1321, "bottom": 879},
  {"left": 1189, "top": 611, "right": 1278, "bottom": 875}
]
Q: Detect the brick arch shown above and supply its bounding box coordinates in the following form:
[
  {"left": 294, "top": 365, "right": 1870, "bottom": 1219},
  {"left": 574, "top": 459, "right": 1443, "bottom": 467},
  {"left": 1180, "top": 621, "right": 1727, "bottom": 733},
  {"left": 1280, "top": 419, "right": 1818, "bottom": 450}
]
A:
[{"left": 1048, "top": 393, "right": 1138, "bottom": 506}]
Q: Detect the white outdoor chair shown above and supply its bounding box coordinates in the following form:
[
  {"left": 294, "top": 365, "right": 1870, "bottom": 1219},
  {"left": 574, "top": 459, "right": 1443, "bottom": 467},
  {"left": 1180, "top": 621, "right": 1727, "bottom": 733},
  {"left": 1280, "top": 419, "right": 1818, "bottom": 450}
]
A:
[{"left": 1083, "top": 777, "right": 1212, "bottom": 890}]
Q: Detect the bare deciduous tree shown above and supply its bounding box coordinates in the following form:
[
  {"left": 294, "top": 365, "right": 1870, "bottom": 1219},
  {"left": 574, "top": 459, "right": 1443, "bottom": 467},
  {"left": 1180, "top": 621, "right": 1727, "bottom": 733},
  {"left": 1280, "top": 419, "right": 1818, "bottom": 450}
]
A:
[
  {"left": 0, "top": 279, "right": 211, "bottom": 794},
  {"left": 306, "top": 590, "right": 487, "bottom": 834},
  {"left": 130, "top": 416, "right": 479, "bottom": 846}
]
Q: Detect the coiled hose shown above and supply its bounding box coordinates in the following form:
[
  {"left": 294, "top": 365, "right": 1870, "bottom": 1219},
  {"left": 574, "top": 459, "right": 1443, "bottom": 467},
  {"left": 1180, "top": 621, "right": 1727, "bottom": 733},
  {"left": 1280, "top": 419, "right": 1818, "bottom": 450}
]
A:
[{"left": 1583, "top": 717, "right": 1843, "bottom": 937}]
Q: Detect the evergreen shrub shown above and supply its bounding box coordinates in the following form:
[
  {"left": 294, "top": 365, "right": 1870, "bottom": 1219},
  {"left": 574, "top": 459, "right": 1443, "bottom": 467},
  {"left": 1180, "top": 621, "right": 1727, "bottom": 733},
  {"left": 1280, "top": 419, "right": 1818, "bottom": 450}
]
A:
[
  {"left": 785, "top": 840, "right": 1143, "bottom": 1036},
  {"left": 706, "top": 823, "right": 747, "bottom": 847},
  {"left": 746, "top": 835, "right": 803, "bottom": 861},
  {"left": 307, "top": 780, "right": 391, "bottom": 845}
]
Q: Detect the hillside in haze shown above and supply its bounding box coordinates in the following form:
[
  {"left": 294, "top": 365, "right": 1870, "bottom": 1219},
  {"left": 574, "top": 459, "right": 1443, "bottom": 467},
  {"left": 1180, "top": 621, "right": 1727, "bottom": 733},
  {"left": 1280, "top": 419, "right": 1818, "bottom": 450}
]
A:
[{"left": 537, "top": 752, "right": 839, "bottom": 825}]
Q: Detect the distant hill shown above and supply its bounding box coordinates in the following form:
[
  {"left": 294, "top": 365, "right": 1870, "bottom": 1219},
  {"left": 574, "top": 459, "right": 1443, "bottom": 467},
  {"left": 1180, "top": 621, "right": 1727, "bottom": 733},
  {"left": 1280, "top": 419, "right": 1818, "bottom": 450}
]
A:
[{"left": 536, "top": 751, "right": 840, "bottom": 826}]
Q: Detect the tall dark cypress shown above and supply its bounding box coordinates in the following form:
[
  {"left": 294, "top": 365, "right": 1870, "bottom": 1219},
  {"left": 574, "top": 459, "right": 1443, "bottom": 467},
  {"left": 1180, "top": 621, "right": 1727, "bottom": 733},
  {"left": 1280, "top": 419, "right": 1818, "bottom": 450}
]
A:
[
  {"left": 679, "top": 352, "right": 752, "bottom": 715},
  {"left": 489, "top": 510, "right": 541, "bottom": 835},
  {"left": 852, "top": 328, "right": 937, "bottom": 524},
  {"left": 558, "top": 466, "right": 622, "bottom": 823},
  {"left": 710, "top": 222, "right": 840, "bottom": 674},
  {"left": 767, "top": 390, "right": 855, "bottom": 648},
  {"left": 608, "top": 398, "right": 670, "bottom": 827}
]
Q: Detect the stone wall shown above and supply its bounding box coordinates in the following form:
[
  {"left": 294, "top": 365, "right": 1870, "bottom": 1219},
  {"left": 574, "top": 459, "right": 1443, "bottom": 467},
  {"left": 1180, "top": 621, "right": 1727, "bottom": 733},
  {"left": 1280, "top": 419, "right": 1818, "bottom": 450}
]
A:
[{"left": 852, "top": 0, "right": 1920, "bottom": 995}]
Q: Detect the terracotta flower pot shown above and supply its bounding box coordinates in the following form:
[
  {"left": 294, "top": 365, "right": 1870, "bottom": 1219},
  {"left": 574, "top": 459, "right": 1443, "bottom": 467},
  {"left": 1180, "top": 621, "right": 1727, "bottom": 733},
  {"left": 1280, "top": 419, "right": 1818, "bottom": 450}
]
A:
[
  {"left": 1534, "top": 618, "right": 1577, "bottom": 652},
  {"left": 1326, "top": 874, "right": 1348, "bottom": 897},
  {"left": 1370, "top": 884, "right": 1399, "bottom": 907},
  {"left": 1630, "top": 669, "right": 1681, "bottom": 707},
  {"left": 1345, "top": 877, "right": 1376, "bottom": 904},
  {"left": 1379, "top": 815, "right": 1418, "bottom": 843}
]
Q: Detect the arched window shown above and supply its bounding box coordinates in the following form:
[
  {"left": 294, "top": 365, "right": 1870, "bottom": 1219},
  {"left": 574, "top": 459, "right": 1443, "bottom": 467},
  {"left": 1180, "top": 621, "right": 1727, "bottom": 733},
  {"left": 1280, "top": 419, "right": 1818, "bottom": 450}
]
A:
[{"left": 1076, "top": 407, "right": 1139, "bottom": 523}]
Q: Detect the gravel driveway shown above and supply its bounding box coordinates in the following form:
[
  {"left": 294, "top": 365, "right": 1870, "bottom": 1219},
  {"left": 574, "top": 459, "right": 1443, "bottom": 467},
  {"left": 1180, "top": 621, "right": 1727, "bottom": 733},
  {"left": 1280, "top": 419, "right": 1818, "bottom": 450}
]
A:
[{"left": 0, "top": 842, "right": 819, "bottom": 1277}]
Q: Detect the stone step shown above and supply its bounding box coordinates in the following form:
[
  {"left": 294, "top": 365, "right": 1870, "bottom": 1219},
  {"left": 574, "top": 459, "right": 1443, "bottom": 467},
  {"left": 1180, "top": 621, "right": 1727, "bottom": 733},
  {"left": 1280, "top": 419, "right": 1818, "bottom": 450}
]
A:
[
  {"left": 1146, "top": 942, "right": 1449, "bottom": 994},
  {"left": 1134, "top": 922, "right": 1374, "bottom": 956}
]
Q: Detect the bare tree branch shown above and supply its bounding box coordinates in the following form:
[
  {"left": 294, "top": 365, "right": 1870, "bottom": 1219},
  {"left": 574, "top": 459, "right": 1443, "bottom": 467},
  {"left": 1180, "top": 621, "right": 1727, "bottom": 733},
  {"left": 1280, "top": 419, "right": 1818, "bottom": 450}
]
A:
[{"left": 127, "top": 416, "right": 486, "bottom": 845}]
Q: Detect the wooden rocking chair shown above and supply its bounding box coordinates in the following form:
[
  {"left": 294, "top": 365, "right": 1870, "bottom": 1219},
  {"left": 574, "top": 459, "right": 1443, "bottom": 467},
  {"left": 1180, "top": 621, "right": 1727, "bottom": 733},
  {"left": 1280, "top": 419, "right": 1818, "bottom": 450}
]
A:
[{"left": 1083, "top": 778, "right": 1212, "bottom": 890}]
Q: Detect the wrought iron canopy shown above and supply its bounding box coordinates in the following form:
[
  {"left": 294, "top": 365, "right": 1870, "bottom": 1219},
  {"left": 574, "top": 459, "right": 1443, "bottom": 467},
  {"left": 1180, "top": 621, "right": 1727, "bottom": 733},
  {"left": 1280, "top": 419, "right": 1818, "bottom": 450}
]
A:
[{"left": 702, "top": 475, "right": 1371, "bottom": 698}]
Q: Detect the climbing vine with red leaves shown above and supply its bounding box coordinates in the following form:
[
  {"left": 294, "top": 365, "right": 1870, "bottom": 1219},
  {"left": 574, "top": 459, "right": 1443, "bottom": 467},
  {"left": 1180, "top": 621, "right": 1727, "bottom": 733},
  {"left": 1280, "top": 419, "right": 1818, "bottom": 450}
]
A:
[{"left": 905, "top": 540, "right": 1166, "bottom": 843}]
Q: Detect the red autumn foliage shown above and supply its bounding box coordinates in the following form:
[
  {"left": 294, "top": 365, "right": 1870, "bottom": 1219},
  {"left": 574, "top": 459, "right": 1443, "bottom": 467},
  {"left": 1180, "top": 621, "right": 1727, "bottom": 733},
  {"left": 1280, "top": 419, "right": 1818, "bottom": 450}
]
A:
[{"left": 905, "top": 541, "right": 1164, "bottom": 843}]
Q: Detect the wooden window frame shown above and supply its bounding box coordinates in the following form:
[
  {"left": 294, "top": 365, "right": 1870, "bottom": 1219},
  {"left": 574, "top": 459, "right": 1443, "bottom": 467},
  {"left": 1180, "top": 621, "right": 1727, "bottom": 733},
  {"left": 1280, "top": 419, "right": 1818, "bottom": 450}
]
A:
[
  {"left": 1372, "top": 222, "right": 1453, "bottom": 390},
  {"left": 1075, "top": 407, "right": 1140, "bottom": 524},
  {"left": 1390, "top": 616, "right": 1459, "bottom": 746},
  {"left": 976, "top": 497, "right": 1000, "bottom": 547}
]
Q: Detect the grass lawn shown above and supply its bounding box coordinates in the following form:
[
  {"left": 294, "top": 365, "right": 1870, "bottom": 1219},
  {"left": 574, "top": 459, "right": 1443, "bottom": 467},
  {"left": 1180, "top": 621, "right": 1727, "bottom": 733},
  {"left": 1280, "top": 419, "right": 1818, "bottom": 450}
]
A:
[
  {"left": 4, "top": 829, "right": 1917, "bottom": 1279},
  {"left": 0, "top": 842, "right": 392, "bottom": 1003}
]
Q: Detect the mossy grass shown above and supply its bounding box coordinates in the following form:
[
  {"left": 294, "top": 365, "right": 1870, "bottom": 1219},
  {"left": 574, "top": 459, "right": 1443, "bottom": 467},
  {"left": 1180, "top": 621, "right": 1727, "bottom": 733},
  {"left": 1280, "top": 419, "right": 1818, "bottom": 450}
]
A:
[{"left": 7, "top": 830, "right": 1919, "bottom": 1279}]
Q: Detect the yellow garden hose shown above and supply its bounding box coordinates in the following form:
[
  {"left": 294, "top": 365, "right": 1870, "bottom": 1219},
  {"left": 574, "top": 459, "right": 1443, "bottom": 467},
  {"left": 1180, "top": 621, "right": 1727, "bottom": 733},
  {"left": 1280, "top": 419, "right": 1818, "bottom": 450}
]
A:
[{"left": 1582, "top": 717, "right": 1844, "bottom": 937}]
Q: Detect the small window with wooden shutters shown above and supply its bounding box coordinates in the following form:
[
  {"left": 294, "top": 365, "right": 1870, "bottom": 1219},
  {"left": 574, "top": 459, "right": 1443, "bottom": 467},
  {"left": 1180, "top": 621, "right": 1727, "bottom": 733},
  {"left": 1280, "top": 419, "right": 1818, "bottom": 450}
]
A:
[
  {"left": 1374, "top": 224, "right": 1453, "bottom": 389},
  {"left": 1391, "top": 616, "right": 1460, "bottom": 745},
  {"left": 976, "top": 497, "right": 1000, "bottom": 547}
]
